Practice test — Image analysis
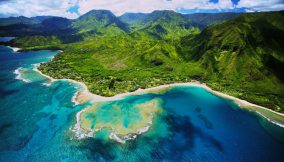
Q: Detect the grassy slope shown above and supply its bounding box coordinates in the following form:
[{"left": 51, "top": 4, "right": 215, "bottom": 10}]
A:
[
  {"left": 0, "top": 16, "right": 38, "bottom": 26},
  {"left": 39, "top": 31, "right": 204, "bottom": 96},
  {"left": 71, "top": 10, "right": 128, "bottom": 40},
  {"left": 135, "top": 10, "right": 199, "bottom": 40},
  {"left": 184, "top": 12, "right": 240, "bottom": 29},
  {"left": 179, "top": 11, "right": 284, "bottom": 110},
  {"left": 119, "top": 13, "right": 147, "bottom": 26},
  {"left": 10, "top": 35, "right": 64, "bottom": 51}
]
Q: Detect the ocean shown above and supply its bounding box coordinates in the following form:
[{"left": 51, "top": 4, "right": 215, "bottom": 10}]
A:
[{"left": 0, "top": 45, "right": 284, "bottom": 162}]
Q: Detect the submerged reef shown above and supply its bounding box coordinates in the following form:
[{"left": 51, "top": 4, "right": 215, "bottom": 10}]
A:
[{"left": 78, "top": 98, "right": 163, "bottom": 143}]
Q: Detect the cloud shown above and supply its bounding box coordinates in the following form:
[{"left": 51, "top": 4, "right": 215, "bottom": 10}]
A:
[
  {"left": 78, "top": 0, "right": 236, "bottom": 15},
  {"left": 0, "top": 0, "right": 283, "bottom": 18},
  {"left": 0, "top": 0, "right": 78, "bottom": 18},
  {"left": 237, "top": 0, "right": 284, "bottom": 12}
]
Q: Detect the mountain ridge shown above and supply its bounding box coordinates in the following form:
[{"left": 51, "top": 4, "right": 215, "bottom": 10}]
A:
[
  {"left": 0, "top": 10, "right": 241, "bottom": 37},
  {"left": 179, "top": 11, "right": 284, "bottom": 108}
]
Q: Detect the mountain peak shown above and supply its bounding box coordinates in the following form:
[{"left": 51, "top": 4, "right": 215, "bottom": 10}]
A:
[
  {"left": 144, "top": 10, "right": 185, "bottom": 24},
  {"left": 72, "top": 9, "right": 129, "bottom": 36},
  {"left": 80, "top": 9, "right": 115, "bottom": 19},
  {"left": 119, "top": 13, "right": 148, "bottom": 25},
  {"left": 151, "top": 10, "right": 180, "bottom": 15},
  {"left": 150, "top": 10, "right": 183, "bottom": 18}
]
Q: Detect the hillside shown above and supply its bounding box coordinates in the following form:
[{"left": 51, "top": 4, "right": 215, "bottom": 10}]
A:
[
  {"left": 10, "top": 35, "right": 63, "bottom": 51},
  {"left": 180, "top": 11, "right": 284, "bottom": 109},
  {"left": 119, "top": 11, "right": 238, "bottom": 39},
  {"left": 38, "top": 31, "right": 204, "bottom": 96},
  {"left": 119, "top": 13, "right": 147, "bottom": 25},
  {"left": 120, "top": 11, "right": 239, "bottom": 29},
  {"left": 184, "top": 12, "right": 240, "bottom": 29},
  {"left": 71, "top": 10, "right": 129, "bottom": 39},
  {"left": 0, "top": 16, "right": 38, "bottom": 26},
  {"left": 139, "top": 10, "right": 198, "bottom": 39},
  {"left": 40, "top": 17, "right": 73, "bottom": 34},
  {"left": 0, "top": 16, "right": 74, "bottom": 37}
]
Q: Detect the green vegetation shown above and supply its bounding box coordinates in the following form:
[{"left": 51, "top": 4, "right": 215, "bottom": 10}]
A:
[
  {"left": 72, "top": 10, "right": 128, "bottom": 39},
  {"left": 11, "top": 35, "right": 63, "bottom": 51},
  {"left": 5, "top": 10, "right": 283, "bottom": 112},
  {"left": 0, "top": 16, "right": 38, "bottom": 26},
  {"left": 179, "top": 11, "right": 284, "bottom": 110},
  {"left": 183, "top": 12, "right": 240, "bottom": 29},
  {"left": 38, "top": 31, "right": 204, "bottom": 96},
  {"left": 119, "top": 13, "right": 147, "bottom": 26},
  {"left": 0, "top": 16, "right": 74, "bottom": 37}
]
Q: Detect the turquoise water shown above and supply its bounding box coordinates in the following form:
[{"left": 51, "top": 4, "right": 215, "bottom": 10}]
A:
[{"left": 0, "top": 45, "right": 284, "bottom": 161}]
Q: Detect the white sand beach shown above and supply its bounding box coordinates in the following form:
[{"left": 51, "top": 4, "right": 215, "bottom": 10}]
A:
[{"left": 33, "top": 65, "right": 284, "bottom": 130}]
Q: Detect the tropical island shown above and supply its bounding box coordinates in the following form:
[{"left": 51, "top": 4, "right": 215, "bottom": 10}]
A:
[
  {"left": 2, "top": 10, "right": 282, "bottom": 112},
  {"left": 1, "top": 1, "right": 284, "bottom": 160},
  {"left": 1, "top": 9, "right": 283, "bottom": 119},
  {"left": 0, "top": 0, "right": 284, "bottom": 159}
]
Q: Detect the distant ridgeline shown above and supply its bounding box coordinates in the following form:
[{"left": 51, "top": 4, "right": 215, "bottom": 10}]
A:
[
  {"left": 0, "top": 10, "right": 240, "bottom": 38},
  {"left": 2, "top": 10, "right": 284, "bottom": 112}
]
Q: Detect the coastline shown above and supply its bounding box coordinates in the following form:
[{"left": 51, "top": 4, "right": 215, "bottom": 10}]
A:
[
  {"left": 8, "top": 45, "right": 283, "bottom": 131},
  {"left": 7, "top": 46, "right": 21, "bottom": 52},
  {"left": 34, "top": 64, "right": 284, "bottom": 128}
]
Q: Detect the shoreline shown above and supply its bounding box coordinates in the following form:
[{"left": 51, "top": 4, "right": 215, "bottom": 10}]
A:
[
  {"left": 9, "top": 45, "right": 284, "bottom": 129},
  {"left": 7, "top": 46, "right": 21, "bottom": 52},
  {"left": 34, "top": 64, "right": 284, "bottom": 128}
]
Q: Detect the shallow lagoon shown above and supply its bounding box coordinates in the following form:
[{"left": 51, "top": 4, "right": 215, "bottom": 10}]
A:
[{"left": 0, "top": 46, "right": 284, "bottom": 161}]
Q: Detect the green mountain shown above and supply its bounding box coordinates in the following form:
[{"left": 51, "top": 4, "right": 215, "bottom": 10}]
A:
[
  {"left": 10, "top": 35, "right": 62, "bottom": 51},
  {"left": 184, "top": 12, "right": 240, "bottom": 29},
  {"left": 136, "top": 10, "right": 199, "bottom": 39},
  {"left": 0, "top": 16, "right": 73, "bottom": 36},
  {"left": 0, "top": 16, "right": 41, "bottom": 36},
  {"left": 119, "top": 13, "right": 147, "bottom": 25},
  {"left": 0, "top": 16, "right": 38, "bottom": 26},
  {"left": 142, "top": 10, "right": 186, "bottom": 24},
  {"left": 180, "top": 11, "right": 284, "bottom": 109},
  {"left": 120, "top": 11, "right": 238, "bottom": 29},
  {"left": 71, "top": 10, "right": 129, "bottom": 38},
  {"left": 41, "top": 17, "right": 73, "bottom": 35},
  {"left": 0, "top": 11, "right": 239, "bottom": 37},
  {"left": 31, "top": 16, "right": 56, "bottom": 23}
]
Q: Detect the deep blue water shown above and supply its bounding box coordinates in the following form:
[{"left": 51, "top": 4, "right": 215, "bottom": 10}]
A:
[
  {"left": 0, "top": 37, "right": 15, "bottom": 42},
  {"left": 0, "top": 45, "right": 284, "bottom": 162}
]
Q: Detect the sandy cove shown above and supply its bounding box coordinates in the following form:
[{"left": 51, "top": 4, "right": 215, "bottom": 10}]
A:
[{"left": 33, "top": 65, "right": 284, "bottom": 127}]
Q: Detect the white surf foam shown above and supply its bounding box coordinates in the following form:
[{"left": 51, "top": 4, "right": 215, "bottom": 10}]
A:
[
  {"left": 14, "top": 67, "right": 31, "bottom": 83},
  {"left": 72, "top": 91, "right": 80, "bottom": 106},
  {"left": 41, "top": 82, "right": 52, "bottom": 86},
  {"left": 109, "top": 132, "right": 126, "bottom": 144},
  {"left": 255, "top": 111, "right": 284, "bottom": 128},
  {"left": 7, "top": 46, "right": 21, "bottom": 52}
]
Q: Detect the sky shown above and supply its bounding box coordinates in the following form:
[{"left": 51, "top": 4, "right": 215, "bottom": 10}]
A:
[{"left": 0, "top": 0, "right": 283, "bottom": 18}]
